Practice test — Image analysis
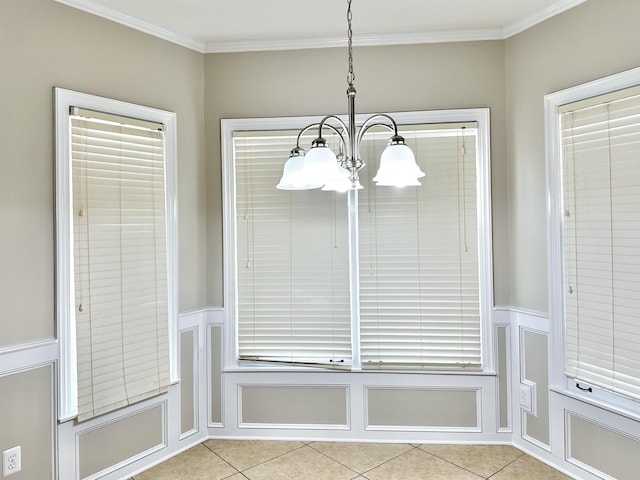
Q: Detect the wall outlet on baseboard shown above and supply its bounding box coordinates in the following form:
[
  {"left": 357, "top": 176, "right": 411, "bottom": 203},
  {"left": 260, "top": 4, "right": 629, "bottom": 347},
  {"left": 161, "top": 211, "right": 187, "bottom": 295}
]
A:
[
  {"left": 2, "top": 446, "right": 21, "bottom": 477},
  {"left": 519, "top": 381, "right": 537, "bottom": 416}
]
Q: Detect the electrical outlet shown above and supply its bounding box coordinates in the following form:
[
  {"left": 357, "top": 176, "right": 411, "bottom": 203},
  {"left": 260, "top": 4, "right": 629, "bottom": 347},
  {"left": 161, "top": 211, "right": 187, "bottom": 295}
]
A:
[
  {"left": 519, "top": 381, "right": 537, "bottom": 416},
  {"left": 2, "top": 446, "right": 21, "bottom": 477}
]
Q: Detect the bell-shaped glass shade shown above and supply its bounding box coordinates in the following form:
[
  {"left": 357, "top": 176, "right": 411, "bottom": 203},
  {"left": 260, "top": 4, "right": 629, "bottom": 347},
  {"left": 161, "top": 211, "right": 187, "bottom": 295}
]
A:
[
  {"left": 299, "top": 144, "right": 342, "bottom": 186},
  {"left": 276, "top": 153, "right": 323, "bottom": 190},
  {"left": 322, "top": 166, "right": 363, "bottom": 192},
  {"left": 373, "top": 143, "right": 425, "bottom": 187}
]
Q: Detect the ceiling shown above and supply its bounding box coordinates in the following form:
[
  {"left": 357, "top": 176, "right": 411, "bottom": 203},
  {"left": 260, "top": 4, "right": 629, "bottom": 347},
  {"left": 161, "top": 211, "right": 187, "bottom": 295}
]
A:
[{"left": 54, "top": 0, "right": 588, "bottom": 53}]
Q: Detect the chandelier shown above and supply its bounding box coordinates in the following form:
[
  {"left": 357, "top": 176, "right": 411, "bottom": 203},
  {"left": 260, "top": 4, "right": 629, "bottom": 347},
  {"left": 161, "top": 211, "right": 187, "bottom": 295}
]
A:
[{"left": 277, "top": 0, "right": 424, "bottom": 192}]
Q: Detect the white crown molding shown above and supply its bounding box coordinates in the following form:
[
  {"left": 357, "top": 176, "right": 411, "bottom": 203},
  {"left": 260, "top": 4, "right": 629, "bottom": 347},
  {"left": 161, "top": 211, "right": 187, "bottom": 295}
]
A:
[
  {"left": 55, "top": 0, "right": 588, "bottom": 54},
  {"left": 53, "top": 0, "right": 206, "bottom": 52},
  {"left": 502, "top": 0, "right": 589, "bottom": 38},
  {"left": 204, "top": 28, "right": 505, "bottom": 54}
]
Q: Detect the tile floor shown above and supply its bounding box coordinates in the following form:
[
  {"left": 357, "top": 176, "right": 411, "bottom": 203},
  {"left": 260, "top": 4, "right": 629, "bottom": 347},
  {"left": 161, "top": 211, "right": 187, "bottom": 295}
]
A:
[{"left": 131, "top": 440, "right": 574, "bottom": 479}]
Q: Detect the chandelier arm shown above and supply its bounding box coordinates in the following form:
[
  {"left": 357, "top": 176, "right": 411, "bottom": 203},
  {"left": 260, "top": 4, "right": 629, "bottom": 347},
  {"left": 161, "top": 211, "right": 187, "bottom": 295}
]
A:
[
  {"left": 295, "top": 121, "right": 347, "bottom": 150},
  {"left": 353, "top": 114, "right": 398, "bottom": 164},
  {"left": 317, "top": 115, "right": 351, "bottom": 153},
  {"left": 356, "top": 114, "right": 399, "bottom": 145}
]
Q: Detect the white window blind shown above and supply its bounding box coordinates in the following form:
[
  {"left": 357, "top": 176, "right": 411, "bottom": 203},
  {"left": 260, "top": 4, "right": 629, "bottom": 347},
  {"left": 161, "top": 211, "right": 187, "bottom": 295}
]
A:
[
  {"left": 234, "top": 131, "right": 352, "bottom": 366},
  {"left": 71, "top": 112, "right": 171, "bottom": 421},
  {"left": 561, "top": 87, "right": 640, "bottom": 401},
  {"left": 230, "top": 118, "right": 487, "bottom": 371},
  {"left": 358, "top": 126, "right": 481, "bottom": 369}
]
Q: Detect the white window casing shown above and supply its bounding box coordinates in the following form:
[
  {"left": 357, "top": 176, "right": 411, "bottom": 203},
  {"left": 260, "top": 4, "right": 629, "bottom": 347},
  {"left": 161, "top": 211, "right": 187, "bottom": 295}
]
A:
[
  {"left": 222, "top": 109, "right": 493, "bottom": 373},
  {"left": 55, "top": 88, "right": 178, "bottom": 422},
  {"left": 546, "top": 67, "right": 640, "bottom": 416}
]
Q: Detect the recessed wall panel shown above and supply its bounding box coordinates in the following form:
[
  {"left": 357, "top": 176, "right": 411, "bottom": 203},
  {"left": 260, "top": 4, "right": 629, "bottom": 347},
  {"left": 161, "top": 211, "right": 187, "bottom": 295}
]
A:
[
  {"left": 180, "top": 329, "right": 196, "bottom": 435},
  {"left": 241, "top": 386, "right": 348, "bottom": 426},
  {"left": 0, "top": 366, "right": 54, "bottom": 479},
  {"left": 497, "top": 326, "right": 510, "bottom": 430},
  {"left": 210, "top": 325, "right": 222, "bottom": 424},
  {"left": 570, "top": 414, "right": 640, "bottom": 480},
  {"left": 78, "top": 404, "right": 164, "bottom": 479},
  {"left": 523, "top": 329, "right": 549, "bottom": 445},
  {"left": 367, "top": 388, "right": 478, "bottom": 429}
]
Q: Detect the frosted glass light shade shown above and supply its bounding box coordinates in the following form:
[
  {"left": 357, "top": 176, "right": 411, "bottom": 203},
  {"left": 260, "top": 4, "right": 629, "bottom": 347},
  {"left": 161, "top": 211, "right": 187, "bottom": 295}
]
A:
[
  {"left": 276, "top": 153, "right": 323, "bottom": 190},
  {"left": 299, "top": 144, "right": 342, "bottom": 186},
  {"left": 322, "top": 166, "right": 362, "bottom": 192},
  {"left": 373, "top": 143, "right": 425, "bottom": 187}
]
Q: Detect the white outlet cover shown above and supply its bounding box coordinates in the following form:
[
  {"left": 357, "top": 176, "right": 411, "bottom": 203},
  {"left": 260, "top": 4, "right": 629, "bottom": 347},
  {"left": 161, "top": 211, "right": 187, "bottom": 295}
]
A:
[
  {"left": 2, "top": 446, "right": 21, "bottom": 477},
  {"left": 519, "top": 381, "right": 537, "bottom": 416}
]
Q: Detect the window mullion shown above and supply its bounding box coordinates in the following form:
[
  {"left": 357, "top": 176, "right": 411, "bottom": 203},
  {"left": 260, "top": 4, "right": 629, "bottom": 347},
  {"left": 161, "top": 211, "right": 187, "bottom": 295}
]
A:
[{"left": 349, "top": 188, "right": 361, "bottom": 370}]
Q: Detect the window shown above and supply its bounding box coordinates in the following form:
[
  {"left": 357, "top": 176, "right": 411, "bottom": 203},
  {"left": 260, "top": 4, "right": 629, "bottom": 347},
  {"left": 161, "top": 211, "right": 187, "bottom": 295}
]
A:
[
  {"left": 223, "top": 110, "right": 493, "bottom": 371},
  {"left": 546, "top": 67, "right": 640, "bottom": 413},
  {"left": 55, "top": 89, "right": 178, "bottom": 421}
]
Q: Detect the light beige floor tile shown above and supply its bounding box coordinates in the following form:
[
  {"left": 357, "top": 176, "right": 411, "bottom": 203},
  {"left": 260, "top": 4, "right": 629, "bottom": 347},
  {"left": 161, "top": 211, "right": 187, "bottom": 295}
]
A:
[
  {"left": 419, "top": 444, "right": 523, "bottom": 477},
  {"left": 311, "top": 442, "right": 413, "bottom": 473},
  {"left": 134, "top": 444, "right": 237, "bottom": 480},
  {"left": 243, "top": 445, "right": 356, "bottom": 480},
  {"left": 489, "top": 454, "right": 573, "bottom": 479},
  {"left": 365, "top": 448, "right": 483, "bottom": 480},
  {"left": 204, "top": 439, "right": 304, "bottom": 471}
]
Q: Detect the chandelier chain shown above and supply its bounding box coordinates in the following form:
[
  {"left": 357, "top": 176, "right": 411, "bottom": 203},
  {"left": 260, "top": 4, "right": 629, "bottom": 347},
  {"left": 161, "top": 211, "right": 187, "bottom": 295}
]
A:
[{"left": 347, "top": 0, "right": 355, "bottom": 85}]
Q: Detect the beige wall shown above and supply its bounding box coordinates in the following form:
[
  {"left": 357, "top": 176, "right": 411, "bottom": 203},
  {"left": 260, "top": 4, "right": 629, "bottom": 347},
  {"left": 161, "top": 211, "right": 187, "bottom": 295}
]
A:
[
  {"left": 204, "top": 41, "right": 509, "bottom": 307},
  {"left": 0, "top": 1, "right": 206, "bottom": 478},
  {"left": 0, "top": 366, "right": 54, "bottom": 480},
  {"left": 505, "top": 0, "right": 640, "bottom": 312},
  {"left": 0, "top": 0, "right": 207, "bottom": 350}
]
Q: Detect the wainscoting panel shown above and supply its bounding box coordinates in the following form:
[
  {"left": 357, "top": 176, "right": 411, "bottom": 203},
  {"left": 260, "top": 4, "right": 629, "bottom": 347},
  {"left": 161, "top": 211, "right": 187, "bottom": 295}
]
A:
[
  {"left": 568, "top": 412, "right": 640, "bottom": 480},
  {"left": 496, "top": 324, "right": 511, "bottom": 431},
  {"left": 366, "top": 387, "right": 479, "bottom": 431},
  {"left": 0, "top": 364, "right": 55, "bottom": 480},
  {"left": 78, "top": 402, "right": 166, "bottom": 479},
  {"left": 240, "top": 385, "right": 349, "bottom": 428},
  {"left": 521, "top": 328, "right": 550, "bottom": 448},
  {"left": 209, "top": 324, "right": 223, "bottom": 425},
  {"left": 180, "top": 328, "right": 197, "bottom": 437}
]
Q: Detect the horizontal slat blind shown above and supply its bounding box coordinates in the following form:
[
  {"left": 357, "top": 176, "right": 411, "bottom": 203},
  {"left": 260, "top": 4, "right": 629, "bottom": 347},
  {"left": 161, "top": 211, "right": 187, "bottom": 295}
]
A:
[
  {"left": 234, "top": 131, "right": 351, "bottom": 366},
  {"left": 359, "top": 127, "right": 481, "bottom": 369},
  {"left": 72, "top": 116, "right": 170, "bottom": 421},
  {"left": 562, "top": 90, "right": 640, "bottom": 400}
]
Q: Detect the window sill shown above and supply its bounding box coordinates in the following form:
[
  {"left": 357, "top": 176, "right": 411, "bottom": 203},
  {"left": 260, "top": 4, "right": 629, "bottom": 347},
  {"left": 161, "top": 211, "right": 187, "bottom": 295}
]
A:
[
  {"left": 224, "top": 364, "right": 497, "bottom": 376},
  {"left": 550, "top": 385, "right": 640, "bottom": 423}
]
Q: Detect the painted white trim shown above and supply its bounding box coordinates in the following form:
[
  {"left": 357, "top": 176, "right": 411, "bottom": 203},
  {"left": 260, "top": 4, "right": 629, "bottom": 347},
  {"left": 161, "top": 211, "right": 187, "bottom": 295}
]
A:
[
  {"left": 221, "top": 108, "right": 494, "bottom": 374},
  {"left": 545, "top": 66, "right": 640, "bottom": 418},
  {"left": 178, "top": 327, "right": 200, "bottom": 441},
  {"left": 78, "top": 401, "right": 168, "bottom": 480},
  {"left": 207, "top": 324, "right": 225, "bottom": 428},
  {"left": 502, "top": 0, "right": 589, "bottom": 38},
  {"left": 495, "top": 324, "right": 513, "bottom": 432},
  {"left": 204, "top": 29, "right": 505, "bottom": 53},
  {"left": 53, "top": 0, "right": 587, "bottom": 53},
  {"left": 52, "top": 0, "right": 206, "bottom": 52},
  {"left": 0, "top": 340, "right": 58, "bottom": 374},
  {"left": 54, "top": 88, "right": 180, "bottom": 421},
  {"left": 364, "top": 386, "right": 482, "bottom": 433},
  {"left": 237, "top": 383, "right": 351, "bottom": 430}
]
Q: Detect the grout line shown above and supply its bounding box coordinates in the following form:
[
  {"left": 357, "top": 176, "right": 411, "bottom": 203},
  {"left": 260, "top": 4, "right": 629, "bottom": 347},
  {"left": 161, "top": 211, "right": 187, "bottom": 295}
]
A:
[
  {"left": 412, "top": 447, "right": 484, "bottom": 478},
  {"left": 305, "top": 443, "right": 363, "bottom": 476},
  {"left": 208, "top": 441, "right": 310, "bottom": 474},
  {"left": 486, "top": 450, "right": 526, "bottom": 479},
  {"left": 201, "top": 441, "right": 243, "bottom": 476}
]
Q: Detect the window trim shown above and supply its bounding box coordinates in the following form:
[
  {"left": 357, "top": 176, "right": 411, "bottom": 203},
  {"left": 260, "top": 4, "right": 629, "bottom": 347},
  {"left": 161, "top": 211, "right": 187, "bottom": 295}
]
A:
[
  {"left": 54, "top": 88, "right": 179, "bottom": 421},
  {"left": 545, "top": 66, "right": 640, "bottom": 417},
  {"left": 221, "top": 108, "right": 494, "bottom": 373}
]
